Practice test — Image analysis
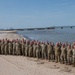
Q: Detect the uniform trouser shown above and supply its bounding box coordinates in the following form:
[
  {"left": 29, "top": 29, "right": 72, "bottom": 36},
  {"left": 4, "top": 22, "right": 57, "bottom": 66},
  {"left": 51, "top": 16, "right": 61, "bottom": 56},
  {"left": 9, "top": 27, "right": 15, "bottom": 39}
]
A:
[
  {"left": 21, "top": 46, "right": 25, "bottom": 55},
  {"left": 16, "top": 49, "right": 20, "bottom": 55},
  {"left": 0, "top": 48, "right": 1, "bottom": 54},
  {"left": 48, "top": 53, "right": 55, "bottom": 61},
  {"left": 22, "top": 49, "right": 25, "bottom": 56},
  {"left": 29, "top": 50, "right": 33, "bottom": 57},
  {"left": 4, "top": 49, "right": 7, "bottom": 55},
  {"left": 33, "top": 50, "right": 36, "bottom": 57},
  {"left": 55, "top": 54, "right": 60, "bottom": 63},
  {"left": 42, "top": 52, "right": 47, "bottom": 59},
  {"left": 22, "top": 49, "right": 25, "bottom": 55},
  {"left": 1, "top": 48, "right": 3, "bottom": 54},
  {"left": 25, "top": 49, "right": 29, "bottom": 56},
  {"left": 73, "top": 57, "right": 75, "bottom": 67},
  {"left": 13, "top": 48, "right": 16, "bottom": 55},
  {"left": 20, "top": 49, "right": 22, "bottom": 55},
  {"left": 8, "top": 49, "right": 10, "bottom": 54},
  {"left": 36, "top": 52, "right": 40, "bottom": 59},
  {"left": 67, "top": 56, "right": 72, "bottom": 65},
  {"left": 29, "top": 51, "right": 31, "bottom": 57},
  {"left": 4, "top": 46, "right": 8, "bottom": 55},
  {"left": 25, "top": 50, "right": 27, "bottom": 56},
  {"left": 8, "top": 49, "right": 12, "bottom": 55},
  {"left": 61, "top": 55, "right": 67, "bottom": 64}
]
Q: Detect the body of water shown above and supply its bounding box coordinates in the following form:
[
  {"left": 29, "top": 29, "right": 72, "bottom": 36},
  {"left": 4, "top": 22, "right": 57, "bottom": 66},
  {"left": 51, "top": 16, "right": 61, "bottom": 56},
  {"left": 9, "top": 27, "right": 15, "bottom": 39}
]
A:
[{"left": 18, "top": 27, "right": 75, "bottom": 44}]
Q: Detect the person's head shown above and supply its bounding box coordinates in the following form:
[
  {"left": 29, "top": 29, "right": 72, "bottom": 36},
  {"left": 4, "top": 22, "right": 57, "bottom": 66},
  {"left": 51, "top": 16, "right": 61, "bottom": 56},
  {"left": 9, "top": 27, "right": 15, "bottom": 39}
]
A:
[
  {"left": 56, "top": 42, "right": 59, "bottom": 46},
  {"left": 62, "top": 43, "right": 65, "bottom": 48},
  {"left": 68, "top": 44, "right": 71, "bottom": 49},
  {"left": 74, "top": 45, "right": 75, "bottom": 49}
]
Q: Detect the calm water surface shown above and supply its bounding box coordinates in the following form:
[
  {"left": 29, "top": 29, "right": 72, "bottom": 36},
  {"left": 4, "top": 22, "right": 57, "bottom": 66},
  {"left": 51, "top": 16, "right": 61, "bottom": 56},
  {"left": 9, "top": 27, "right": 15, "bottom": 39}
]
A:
[{"left": 18, "top": 27, "right": 75, "bottom": 44}]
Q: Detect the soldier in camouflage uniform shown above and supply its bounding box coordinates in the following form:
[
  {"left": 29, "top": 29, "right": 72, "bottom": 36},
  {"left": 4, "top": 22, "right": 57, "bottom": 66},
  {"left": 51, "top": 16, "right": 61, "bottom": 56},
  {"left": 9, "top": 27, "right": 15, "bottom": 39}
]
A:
[
  {"left": 15, "top": 40, "right": 20, "bottom": 55},
  {"left": 71, "top": 42, "right": 75, "bottom": 49},
  {"left": 4, "top": 38, "right": 8, "bottom": 55},
  {"left": 41, "top": 42, "right": 47, "bottom": 59},
  {"left": 12, "top": 40, "right": 16, "bottom": 55},
  {"left": 36, "top": 42, "right": 41, "bottom": 59},
  {"left": 19, "top": 40, "right": 22, "bottom": 55},
  {"left": 55, "top": 42, "right": 61, "bottom": 63},
  {"left": 65, "top": 42, "right": 69, "bottom": 49},
  {"left": 28, "top": 42, "right": 33, "bottom": 57},
  {"left": 47, "top": 43, "right": 54, "bottom": 61},
  {"left": 67, "top": 45, "right": 73, "bottom": 65},
  {"left": 33, "top": 42, "right": 37, "bottom": 58},
  {"left": 60, "top": 44, "right": 67, "bottom": 64},
  {"left": 25, "top": 41, "right": 29, "bottom": 56},
  {"left": 1, "top": 39, "right": 4, "bottom": 54},
  {"left": 8, "top": 41, "right": 13, "bottom": 55},
  {"left": 23, "top": 41, "right": 26, "bottom": 56},
  {"left": 21, "top": 39, "right": 26, "bottom": 56},
  {"left": 72, "top": 45, "right": 75, "bottom": 67},
  {"left": 0, "top": 40, "right": 1, "bottom": 54}
]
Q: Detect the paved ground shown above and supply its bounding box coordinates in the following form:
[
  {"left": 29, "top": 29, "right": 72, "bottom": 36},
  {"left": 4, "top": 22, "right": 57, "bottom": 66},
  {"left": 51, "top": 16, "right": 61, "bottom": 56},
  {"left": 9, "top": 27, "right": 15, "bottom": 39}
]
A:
[{"left": 0, "top": 55, "right": 75, "bottom": 75}]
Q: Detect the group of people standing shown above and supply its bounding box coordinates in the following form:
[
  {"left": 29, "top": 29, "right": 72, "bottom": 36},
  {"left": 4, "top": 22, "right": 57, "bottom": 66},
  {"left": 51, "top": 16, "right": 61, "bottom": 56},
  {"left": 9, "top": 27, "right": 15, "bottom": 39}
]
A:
[{"left": 0, "top": 38, "right": 75, "bottom": 67}]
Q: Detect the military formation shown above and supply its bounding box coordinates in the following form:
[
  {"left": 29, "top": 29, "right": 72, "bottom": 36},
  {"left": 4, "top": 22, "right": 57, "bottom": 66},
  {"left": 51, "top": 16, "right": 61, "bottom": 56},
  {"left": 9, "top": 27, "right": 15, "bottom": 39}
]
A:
[{"left": 0, "top": 38, "right": 75, "bottom": 67}]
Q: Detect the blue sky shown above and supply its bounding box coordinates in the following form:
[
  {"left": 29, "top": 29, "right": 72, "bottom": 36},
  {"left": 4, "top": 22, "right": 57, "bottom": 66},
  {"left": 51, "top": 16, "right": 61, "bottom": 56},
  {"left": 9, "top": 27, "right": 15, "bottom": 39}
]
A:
[{"left": 0, "top": 0, "right": 75, "bottom": 29}]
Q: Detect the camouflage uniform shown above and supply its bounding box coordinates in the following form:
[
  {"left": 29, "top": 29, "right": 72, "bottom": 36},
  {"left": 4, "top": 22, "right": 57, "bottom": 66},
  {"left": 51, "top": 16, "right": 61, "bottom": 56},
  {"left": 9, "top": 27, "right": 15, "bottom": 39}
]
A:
[
  {"left": 61, "top": 45, "right": 67, "bottom": 64},
  {"left": 4, "top": 40, "right": 8, "bottom": 55},
  {"left": 67, "top": 45, "right": 73, "bottom": 65},
  {"left": 55, "top": 43, "right": 61, "bottom": 63},
  {"left": 8, "top": 41, "right": 13, "bottom": 55},
  {"left": 47, "top": 44, "right": 54, "bottom": 61},
  {"left": 12, "top": 41, "right": 16, "bottom": 55},
  {"left": 19, "top": 42, "right": 22, "bottom": 55},
  {"left": 25, "top": 43, "right": 29, "bottom": 56},
  {"left": 15, "top": 42, "right": 20, "bottom": 55},
  {"left": 36, "top": 43, "right": 41, "bottom": 59},
  {"left": 21, "top": 41, "right": 25, "bottom": 56},
  {"left": 41, "top": 43, "right": 47, "bottom": 59},
  {"left": 72, "top": 47, "right": 75, "bottom": 66},
  {"left": 28, "top": 43, "right": 33, "bottom": 57},
  {"left": 1, "top": 40, "right": 4, "bottom": 54},
  {"left": 33, "top": 43, "right": 37, "bottom": 58},
  {"left": 0, "top": 40, "right": 1, "bottom": 54}
]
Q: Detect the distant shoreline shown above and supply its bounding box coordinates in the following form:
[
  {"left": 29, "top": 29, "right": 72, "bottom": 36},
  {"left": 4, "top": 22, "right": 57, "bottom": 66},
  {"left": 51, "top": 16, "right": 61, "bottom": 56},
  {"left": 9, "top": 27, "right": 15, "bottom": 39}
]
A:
[
  {"left": 0, "top": 30, "right": 17, "bottom": 33},
  {"left": 0, "top": 30, "right": 29, "bottom": 40}
]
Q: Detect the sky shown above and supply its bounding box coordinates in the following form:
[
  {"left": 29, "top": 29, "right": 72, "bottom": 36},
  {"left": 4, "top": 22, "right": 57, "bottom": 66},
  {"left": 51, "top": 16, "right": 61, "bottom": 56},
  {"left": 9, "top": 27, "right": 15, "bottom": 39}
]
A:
[{"left": 0, "top": 0, "right": 75, "bottom": 29}]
